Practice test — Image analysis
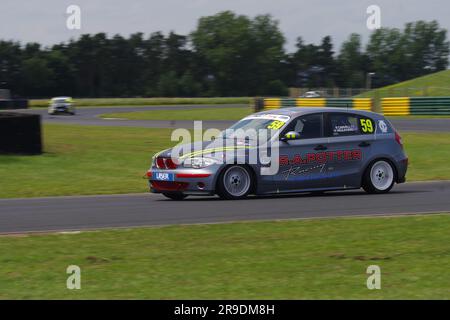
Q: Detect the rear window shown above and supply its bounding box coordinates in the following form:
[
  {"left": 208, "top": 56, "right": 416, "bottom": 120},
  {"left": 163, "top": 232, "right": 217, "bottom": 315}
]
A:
[{"left": 328, "top": 113, "right": 375, "bottom": 136}]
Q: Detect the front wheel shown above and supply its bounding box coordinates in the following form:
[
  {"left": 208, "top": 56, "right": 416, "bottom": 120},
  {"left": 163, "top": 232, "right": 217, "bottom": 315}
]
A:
[
  {"left": 363, "top": 160, "right": 395, "bottom": 194},
  {"left": 217, "top": 165, "right": 254, "bottom": 200},
  {"left": 162, "top": 192, "right": 187, "bottom": 200}
]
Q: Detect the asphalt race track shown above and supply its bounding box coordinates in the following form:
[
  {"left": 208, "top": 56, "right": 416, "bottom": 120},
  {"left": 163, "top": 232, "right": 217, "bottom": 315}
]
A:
[
  {"left": 0, "top": 181, "right": 449, "bottom": 234},
  {"left": 11, "top": 105, "right": 245, "bottom": 129},
  {"left": 1, "top": 105, "right": 449, "bottom": 234},
  {"left": 7, "top": 105, "right": 450, "bottom": 131}
]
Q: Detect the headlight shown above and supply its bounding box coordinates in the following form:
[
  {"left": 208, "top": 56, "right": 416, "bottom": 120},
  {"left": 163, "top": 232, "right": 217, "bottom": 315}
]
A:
[{"left": 183, "top": 157, "right": 219, "bottom": 169}]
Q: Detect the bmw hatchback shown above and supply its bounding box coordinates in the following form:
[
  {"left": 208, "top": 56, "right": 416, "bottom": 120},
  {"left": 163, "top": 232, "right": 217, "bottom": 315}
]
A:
[{"left": 146, "top": 107, "right": 408, "bottom": 200}]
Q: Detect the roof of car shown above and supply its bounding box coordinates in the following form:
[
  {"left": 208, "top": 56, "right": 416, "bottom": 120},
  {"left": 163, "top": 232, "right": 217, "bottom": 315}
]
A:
[{"left": 257, "top": 107, "right": 382, "bottom": 118}]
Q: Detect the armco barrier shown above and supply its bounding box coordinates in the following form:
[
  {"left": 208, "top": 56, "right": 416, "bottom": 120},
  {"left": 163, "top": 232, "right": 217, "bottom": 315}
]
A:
[
  {"left": 0, "top": 112, "right": 42, "bottom": 154},
  {"left": 256, "top": 97, "right": 373, "bottom": 112},
  {"left": 410, "top": 97, "right": 450, "bottom": 115},
  {"left": 381, "top": 97, "right": 410, "bottom": 116},
  {"left": 382, "top": 97, "right": 450, "bottom": 115},
  {"left": 257, "top": 97, "right": 450, "bottom": 115}
]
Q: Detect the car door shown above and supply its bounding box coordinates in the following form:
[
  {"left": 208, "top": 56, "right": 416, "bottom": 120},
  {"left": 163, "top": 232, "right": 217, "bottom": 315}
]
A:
[
  {"left": 274, "top": 113, "right": 329, "bottom": 192},
  {"left": 324, "top": 112, "right": 376, "bottom": 188}
]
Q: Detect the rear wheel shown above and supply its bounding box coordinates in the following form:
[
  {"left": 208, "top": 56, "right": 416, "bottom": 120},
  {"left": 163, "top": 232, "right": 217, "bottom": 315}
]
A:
[
  {"left": 162, "top": 192, "right": 187, "bottom": 200},
  {"left": 363, "top": 160, "right": 395, "bottom": 194},
  {"left": 217, "top": 165, "right": 253, "bottom": 200}
]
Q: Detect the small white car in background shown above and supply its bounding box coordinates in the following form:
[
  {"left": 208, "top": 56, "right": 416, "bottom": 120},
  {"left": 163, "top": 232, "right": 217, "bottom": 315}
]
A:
[
  {"left": 48, "top": 97, "right": 76, "bottom": 115},
  {"left": 300, "top": 91, "right": 323, "bottom": 98}
]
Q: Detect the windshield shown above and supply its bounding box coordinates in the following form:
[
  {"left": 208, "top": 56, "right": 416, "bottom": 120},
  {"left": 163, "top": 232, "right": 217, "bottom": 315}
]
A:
[
  {"left": 53, "top": 98, "right": 69, "bottom": 103},
  {"left": 222, "top": 114, "right": 290, "bottom": 141}
]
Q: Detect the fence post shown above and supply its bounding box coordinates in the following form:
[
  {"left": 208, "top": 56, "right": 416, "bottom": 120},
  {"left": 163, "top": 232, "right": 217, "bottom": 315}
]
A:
[
  {"left": 373, "top": 91, "right": 381, "bottom": 113},
  {"left": 254, "top": 97, "right": 264, "bottom": 112}
]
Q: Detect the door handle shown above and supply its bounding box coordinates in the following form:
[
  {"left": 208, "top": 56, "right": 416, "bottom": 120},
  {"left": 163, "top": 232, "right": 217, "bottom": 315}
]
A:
[
  {"left": 314, "top": 145, "right": 327, "bottom": 151},
  {"left": 359, "top": 141, "right": 371, "bottom": 147}
]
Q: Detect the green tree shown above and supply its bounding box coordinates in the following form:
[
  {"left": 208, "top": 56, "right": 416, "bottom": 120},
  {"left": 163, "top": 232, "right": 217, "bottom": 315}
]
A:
[
  {"left": 45, "top": 49, "right": 76, "bottom": 96},
  {"left": 178, "top": 72, "right": 201, "bottom": 97},
  {"left": 21, "top": 57, "right": 54, "bottom": 96},
  {"left": 403, "top": 20, "right": 449, "bottom": 76},
  {"left": 367, "top": 21, "right": 449, "bottom": 87},
  {"left": 336, "top": 33, "right": 367, "bottom": 88},
  {"left": 191, "top": 11, "right": 286, "bottom": 96},
  {"left": 0, "top": 41, "right": 23, "bottom": 94},
  {"left": 318, "top": 36, "right": 336, "bottom": 86},
  {"left": 157, "top": 71, "right": 179, "bottom": 96},
  {"left": 290, "top": 37, "right": 331, "bottom": 88}
]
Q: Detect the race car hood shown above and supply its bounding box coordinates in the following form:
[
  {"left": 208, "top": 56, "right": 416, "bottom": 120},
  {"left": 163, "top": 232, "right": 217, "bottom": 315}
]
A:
[{"left": 155, "top": 137, "right": 256, "bottom": 161}]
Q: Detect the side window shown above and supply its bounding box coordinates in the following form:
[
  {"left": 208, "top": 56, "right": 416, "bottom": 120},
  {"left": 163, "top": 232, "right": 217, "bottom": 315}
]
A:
[{"left": 285, "top": 114, "right": 323, "bottom": 139}]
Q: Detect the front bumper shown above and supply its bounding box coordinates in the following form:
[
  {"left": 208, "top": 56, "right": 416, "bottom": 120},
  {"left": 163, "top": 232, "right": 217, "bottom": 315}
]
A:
[
  {"left": 146, "top": 167, "right": 219, "bottom": 195},
  {"left": 49, "top": 104, "right": 73, "bottom": 113}
]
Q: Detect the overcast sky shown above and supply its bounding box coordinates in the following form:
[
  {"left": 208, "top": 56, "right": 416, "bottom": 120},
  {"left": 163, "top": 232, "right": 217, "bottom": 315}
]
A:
[{"left": 1, "top": 0, "right": 449, "bottom": 52}]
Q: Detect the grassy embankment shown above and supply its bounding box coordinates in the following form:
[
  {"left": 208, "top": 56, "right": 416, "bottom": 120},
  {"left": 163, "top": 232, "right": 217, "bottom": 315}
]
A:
[
  {"left": 100, "top": 106, "right": 250, "bottom": 121},
  {"left": 358, "top": 69, "right": 450, "bottom": 98}
]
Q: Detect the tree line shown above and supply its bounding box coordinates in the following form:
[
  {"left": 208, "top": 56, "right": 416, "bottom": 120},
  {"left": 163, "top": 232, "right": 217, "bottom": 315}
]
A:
[{"left": 0, "top": 11, "right": 448, "bottom": 98}]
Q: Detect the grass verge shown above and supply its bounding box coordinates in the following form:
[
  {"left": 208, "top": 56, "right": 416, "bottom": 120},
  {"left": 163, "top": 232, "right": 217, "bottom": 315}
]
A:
[
  {"left": 99, "top": 108, "right": 450, "bottom": 121},
  {"left": 30, "top": 97, "right": 252, "bottom": 108},
  {"left": 0, "top": 214, "right": 449, "bottom": 299},
  {"left": 0, "top": 125, "right": 449, "bottom": 198},
  {"left": 100, "top": 107, "right": 251, "bottom": 121},
  {"left": 0, "top": 125, "right": 176, "bottom": 198}
]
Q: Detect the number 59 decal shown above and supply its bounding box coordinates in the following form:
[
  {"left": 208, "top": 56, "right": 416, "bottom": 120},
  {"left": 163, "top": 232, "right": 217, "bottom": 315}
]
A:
[
  {"left": 267, "top": 120, "right": 285, "bottom": 130},
  {"left": 360, "top": 118, "right": 374, "bottom": 133}
]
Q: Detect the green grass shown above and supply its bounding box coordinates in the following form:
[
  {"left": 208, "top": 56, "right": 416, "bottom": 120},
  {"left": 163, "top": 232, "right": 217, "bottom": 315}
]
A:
[
  {"left": 359, "top": 69, "right": 450, "bottom": 98},
  {"left": 402, "top": 132, "right": 450, "bottom": 181},
  {"left": 0, "top": 125, "right": 448, "bottom": 198},
  {"left": 0, "top": 125, "right": 177, "bottom": 198},
  {"left": 100, "top": 106, "right": 252, "bottom": 121},
  {"left": 30, "top": 97, "right": 251, "bottom": 108},
  {"left": 0, "top": 214, "right": 449, "bottom": 299}
]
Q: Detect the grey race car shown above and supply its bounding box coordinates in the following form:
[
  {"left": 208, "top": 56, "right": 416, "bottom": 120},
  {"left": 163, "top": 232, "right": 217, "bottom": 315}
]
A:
[{"left": 146, "top": 107, "right": 408, "bottom": 200}]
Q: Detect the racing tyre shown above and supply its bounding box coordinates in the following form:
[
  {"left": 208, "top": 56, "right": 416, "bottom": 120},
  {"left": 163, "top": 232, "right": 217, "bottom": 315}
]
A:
[
  {"left": 363, "top": 160, "right": 395, "bottom": 194},
  {"left": 217, "top": 165, "right": 253, "bottom": 200},
  {"left": 162, "top": 192, "right": 187, "bottom": 201}
]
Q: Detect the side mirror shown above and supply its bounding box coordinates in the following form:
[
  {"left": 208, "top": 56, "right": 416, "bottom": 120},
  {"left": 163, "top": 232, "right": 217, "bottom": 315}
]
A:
[{"left": 281, "top": 131, "right": 301, "bottom": 142}]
